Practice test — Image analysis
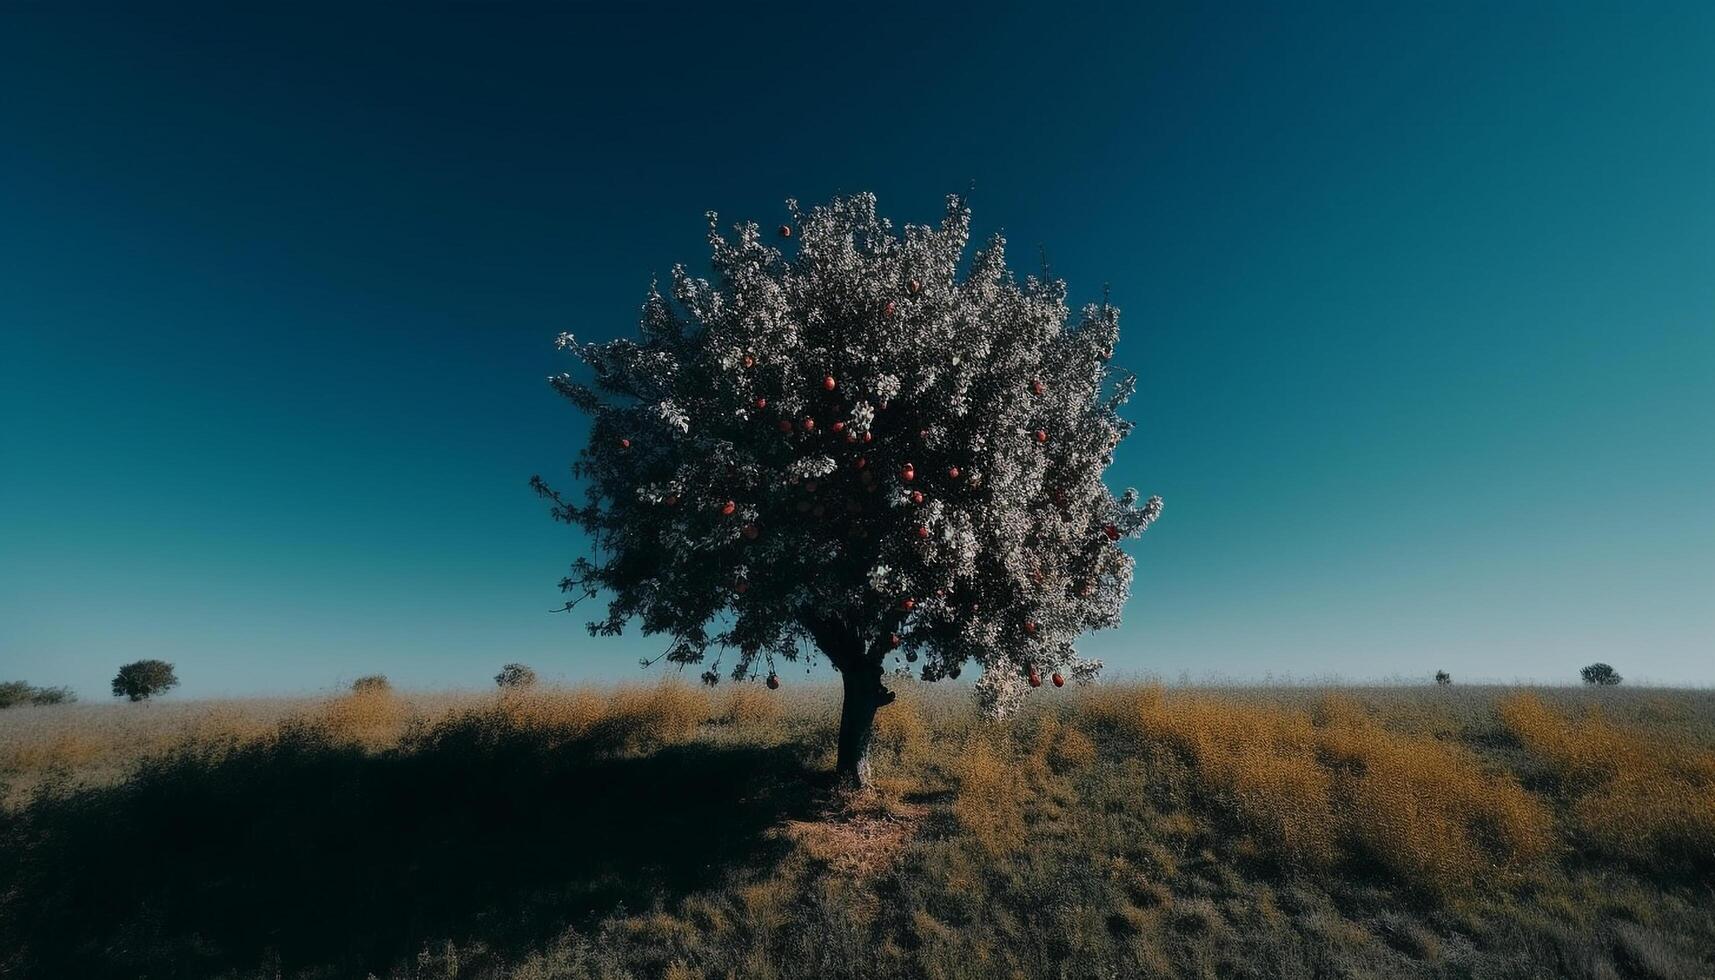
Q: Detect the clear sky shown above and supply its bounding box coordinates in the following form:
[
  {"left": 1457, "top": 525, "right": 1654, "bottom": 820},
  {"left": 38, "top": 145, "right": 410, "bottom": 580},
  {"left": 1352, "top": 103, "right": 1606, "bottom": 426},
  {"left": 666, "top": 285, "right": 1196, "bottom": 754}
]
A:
[{"left": 2, "top": 3, "right": 1711, "bottom": 698}]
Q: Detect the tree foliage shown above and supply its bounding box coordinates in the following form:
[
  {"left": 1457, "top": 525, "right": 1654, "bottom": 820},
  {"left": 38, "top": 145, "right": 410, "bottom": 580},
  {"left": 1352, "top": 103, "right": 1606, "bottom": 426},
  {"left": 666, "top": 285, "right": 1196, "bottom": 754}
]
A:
[
  {"left": 495, "top": 663, "right": 538, "bottom": 689},
  {"left": 111, "top": 660, "right": 179, "bottom": 702},
  {"left": 1580, "top": 662, "right": 1622, "bottom": 686},
  {"left": 535, "top": 193, "right": 1161, "bottom": 717}
]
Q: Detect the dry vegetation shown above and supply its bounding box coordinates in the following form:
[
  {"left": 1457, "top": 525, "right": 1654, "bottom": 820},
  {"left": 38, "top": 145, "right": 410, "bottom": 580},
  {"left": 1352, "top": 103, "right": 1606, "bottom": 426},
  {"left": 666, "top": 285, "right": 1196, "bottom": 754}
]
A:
[{"left": 2, "top": 680, "right": 1712, "bottom": 979}]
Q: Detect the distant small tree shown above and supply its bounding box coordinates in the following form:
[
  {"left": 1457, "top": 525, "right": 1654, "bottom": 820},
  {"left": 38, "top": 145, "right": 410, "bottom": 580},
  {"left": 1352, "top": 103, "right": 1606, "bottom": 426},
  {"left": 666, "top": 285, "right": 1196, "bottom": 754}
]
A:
[
  {"left": 1580, "top": 662, "right": 1622, "bottom": 686},
  {"left": 1434, "top": 670, "right": 1451, "bottom": 686},
  {"left": 0, "top": 680, "right": 33, "bottom": 709},
  {"left": 111, "top": 660, "right": 179, "bottom": 702},
  {"left": 30, "top": 685, "right": 75, "bottom": 705},
  {"left": 495, "top": 663, "right": 538, "bottom": 689},
  {"left": 351, "top": 674, "right": 391, "bottom": 693}
]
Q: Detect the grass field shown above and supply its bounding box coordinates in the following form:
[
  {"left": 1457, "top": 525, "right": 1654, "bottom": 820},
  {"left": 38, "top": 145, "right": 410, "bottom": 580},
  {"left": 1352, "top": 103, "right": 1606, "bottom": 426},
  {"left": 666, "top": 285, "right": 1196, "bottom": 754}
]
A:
[{"left": 2, "top": 680, "right": 1712, "bottom": 979}]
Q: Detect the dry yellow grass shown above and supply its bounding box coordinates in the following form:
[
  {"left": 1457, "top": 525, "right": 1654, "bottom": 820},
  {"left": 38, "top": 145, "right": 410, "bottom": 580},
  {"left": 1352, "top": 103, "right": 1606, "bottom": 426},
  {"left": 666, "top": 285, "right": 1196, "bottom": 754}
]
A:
[
  {"left": 1498, "top": 692, "right": 1715, "bottom": 867},
  {"left": 1084, "top": 684, "right": 1550, "bottom": 890}
]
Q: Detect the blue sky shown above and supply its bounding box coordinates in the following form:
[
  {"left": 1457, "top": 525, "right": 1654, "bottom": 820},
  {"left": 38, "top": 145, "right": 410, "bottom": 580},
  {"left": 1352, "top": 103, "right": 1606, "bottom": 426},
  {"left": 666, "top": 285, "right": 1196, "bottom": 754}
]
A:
[{"left": 2, "top": 3, "right": 1711, "bottom": 698}]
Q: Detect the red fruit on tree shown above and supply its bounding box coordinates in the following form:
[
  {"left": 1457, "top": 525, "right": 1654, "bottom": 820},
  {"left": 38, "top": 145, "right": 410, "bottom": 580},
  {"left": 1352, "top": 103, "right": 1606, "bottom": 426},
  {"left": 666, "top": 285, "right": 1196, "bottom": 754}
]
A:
[
  {"left": 908, "top": 277, "right": 921, "bottom": 294},
  {"left": 777, "top": 419, "right": 794, "bottom": 433},
  {"left": 845, "top": 429, "right": 858, "bottom": 443},
  {"left": 721, "top": 500, "right": 737, "bottom": 516},
  {"left": 742, "top": 523, "right": 761, "bottom": 540},
  {"left": 915, "top": 524, "right": 930, "bottom": 539},
  {"left": 1078, "top": 580, "right": 1095, "bottom": 597},
  {"left": 901, "top": 463, "right": 915, "bottom": 481},
  {"left": 1031, "top": 379, "right": 1046, "bottom": 396},
  {"left": 862, "top": 431, "right": 873, "bottom": 443},
  {"left": 618, "top": 437, "right": 631, "bottom": 449},
  {"left": 832, "top": 420, "right": 845, "bottom": 433},
  {"left": 1104, "top": 523, "right": 1120, "bottom": 541},
  {"left": 1028, "top": 670, "right": 1042, "bottom": 688},
  {"left": 802, "top": 417, "right": 815, "bottom": 432},
  {"left": 854, "top": 456, "right": 867, "bottom": 470},
  {"left": 663, "top": 494, "right": 679, "bottom": 507},
  {"left": 754, "top": 397, "right": 767, "bottom": 410},
  {"left": 883, "top": 300, "right": 896, "bottom": 317},
  {"left": 734, "top": 581, "right": 749, "bottom": 594},
  {"left": 777, "top": 224, "right": 792, "bottom": 238},
  {"left": 1034, "top": 429, "right": 1048, "bottom": 444},
  {"left": 1023, "top": 620, "right": 1038, "bottom": 636},
  {"left": 900, "top": 597, "right": 916, "bottom": 611},
  {"left": 946, "top": 465, "right": 961, "bottom": 479},
  {"left": 823, "top": 375, "right": 837, "bottom": 391},
  {"left": 888, "top": 633, "right": 902, "bottom": 649},
  {"left": 1052, "top": 672, "right": 1065, "bottom": 688},
  {"left": 766, "top": 673, "right": 780, "bottom": 689},
  {"left": 909, "top": 490, "right": 924, "bottom": 505},
  {"left": 742, "top": 354, "right": 755, "bottom": 369}
]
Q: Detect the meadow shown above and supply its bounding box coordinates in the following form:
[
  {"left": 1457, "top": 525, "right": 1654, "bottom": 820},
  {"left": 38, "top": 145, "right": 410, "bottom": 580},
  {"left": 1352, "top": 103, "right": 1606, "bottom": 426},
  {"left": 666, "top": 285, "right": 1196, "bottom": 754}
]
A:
[{"left": 2, "top": 680, "right": 1712, "bottom": 979}]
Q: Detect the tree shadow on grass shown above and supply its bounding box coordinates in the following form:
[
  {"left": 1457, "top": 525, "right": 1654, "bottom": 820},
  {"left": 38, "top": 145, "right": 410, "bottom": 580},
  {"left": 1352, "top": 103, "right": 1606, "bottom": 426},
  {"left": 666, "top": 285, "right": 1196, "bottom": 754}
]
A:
[{"left": 0, "top": 719, "right": 817, "bottom": 979}]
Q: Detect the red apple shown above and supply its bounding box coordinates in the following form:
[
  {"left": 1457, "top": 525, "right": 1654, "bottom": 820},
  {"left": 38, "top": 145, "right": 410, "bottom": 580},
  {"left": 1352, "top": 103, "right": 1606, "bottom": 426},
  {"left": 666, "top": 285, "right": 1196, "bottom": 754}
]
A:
[
  {"left": 1034, "top": 429, "right": 1048, "bottom": 444},
  {"left": 1028, "top": 670, "right": 1042, "bottom": 688},
  {"left": 900, "top": 597, "right": 916, "bottom": 611},
  {"left": 754, "top": 397, "right": 767, "bottom": 410},
  {"left": 1104, "top": 524, "right": 1120, "bottom": 541},
  {"left": 845, "top": 429, "right": 858, "bottom": 443},
  {"left": 777, "top": 224, "right": 792, "bottom": 238},
  {"left": 1052, "top": 672, "right": 1065, "bottom": 688},
  {"left": 802, "top": 417, "right": 815, "bottom": 432},
  {"left": 618, "top": 437, "right": 631, "bottom": 449},
  {"left": 832, "top": 420, "right": 845, "bottom": 433},
  {"left": 908, "top": 278, "right": 921, "bottom": 294},
  {"left": 767, "top": 673, "right": 780, "bottom": 689},
  {"left": 915, "top": 525, "right": 930, "bottom": 539},
  {"left": 823, "top": 375, "right": 837, "bottom": 391},
  {"left": 1024, "top": 620, "right": 1038, "bottom": 636},
  {"left": 664, "top": 494, "right": 679, "bottom": 506},
  {"left": 1031, "top": 379, "right": 1046, "bottom": 396},
  {"left": 854, "top": 456, "right": 867, "bottom": 470},
  {"left": 946, "top": 465, "right": 961, "bottom": 479},
  {"left": 742, "top": 354, "right": 755, "bottom": 369},
  {"left": 909, "top": 490, "right": 924, "bottom": 505},
  {"left": 721, "top": 500, "right": 737, "bottom": 516},
  {"left": 862, "top": 431, "right": 873, "bottom": 444},
  {"left": 777, "top": 418, "right": 794, "bottom": 433},
  {"left": 742, "top": 523, "right": 760, "bottom": 540},
  {"left": 901, "top": 464, "right": 915, "bottom": 481},
  {"left": 883, "top": 300, "right": 896, "bottom": 317}
]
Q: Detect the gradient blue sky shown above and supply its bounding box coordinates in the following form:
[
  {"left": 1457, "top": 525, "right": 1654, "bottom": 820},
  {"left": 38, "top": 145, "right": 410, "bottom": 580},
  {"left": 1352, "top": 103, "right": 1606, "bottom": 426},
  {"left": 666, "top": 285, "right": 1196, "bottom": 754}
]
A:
[{"left": 3, "top": 3, "right": 1711, "bottom": 698}]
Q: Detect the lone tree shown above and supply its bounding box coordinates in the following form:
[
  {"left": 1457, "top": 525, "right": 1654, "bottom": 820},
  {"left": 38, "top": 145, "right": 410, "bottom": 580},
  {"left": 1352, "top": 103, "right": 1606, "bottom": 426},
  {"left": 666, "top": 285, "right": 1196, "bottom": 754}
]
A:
[
  {"left": 1580, "top": 662, "right": 1622, "bottom": 686},
  {"left": 495, "top": 663, "right": 538, "bottom": 689},
  {"left": 1434, "top": 670, "right": 1451, "bottom": 686},
  {"left": 534, "top": 193, "right": 1163, "bottom": 786},
  {"left": 351, "top": 674, "right": 391, "bottom": 693},
  {"left": 111, "top": 659, "right": 178, "bottom": 702}
]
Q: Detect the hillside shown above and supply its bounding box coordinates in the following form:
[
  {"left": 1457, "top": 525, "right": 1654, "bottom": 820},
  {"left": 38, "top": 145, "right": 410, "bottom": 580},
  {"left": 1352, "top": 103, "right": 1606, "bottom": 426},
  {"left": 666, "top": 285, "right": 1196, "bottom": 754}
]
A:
[{"left": 2, "top": 681, "right": 1712, "bottom": 979}]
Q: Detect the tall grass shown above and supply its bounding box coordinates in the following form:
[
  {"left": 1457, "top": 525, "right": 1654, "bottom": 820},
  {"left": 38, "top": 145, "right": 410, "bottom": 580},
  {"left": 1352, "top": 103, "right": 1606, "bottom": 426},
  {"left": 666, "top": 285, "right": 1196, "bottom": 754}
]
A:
[{"left": 2, "top": 681, "right": 1712, "bottom": 979}]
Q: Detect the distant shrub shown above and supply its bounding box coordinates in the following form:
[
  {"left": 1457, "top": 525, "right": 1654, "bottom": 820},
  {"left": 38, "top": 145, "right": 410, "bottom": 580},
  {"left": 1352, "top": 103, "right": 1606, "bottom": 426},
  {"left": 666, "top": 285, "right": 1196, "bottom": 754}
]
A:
[
  {"left": 1434, "top": 670, "right": 1451, "bottom": 686},
  {"left": 494, "top": 663, "right": 538, "bottom": 689},
  {"left": 111, "top": 660, "right": 178, "bottom": 702},
  {"left": 2, "top": 681, "right": 79, "bottom": 707},
  {"left": 1580, "top": 663, "right": 1622, "bottom": 686},
  {"left": 0, "top": 680, "right": 33, "bottom": 709},
  {"left": 351, "top": 675, "right": 391, "bottom": 694}
]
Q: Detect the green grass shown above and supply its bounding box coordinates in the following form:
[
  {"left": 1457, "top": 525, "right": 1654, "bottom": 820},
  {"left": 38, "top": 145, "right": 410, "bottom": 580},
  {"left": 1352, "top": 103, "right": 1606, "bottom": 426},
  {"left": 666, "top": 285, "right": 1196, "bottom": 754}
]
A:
[{"left": 2, "top": 680, "right": 1712, "bottom": 979}]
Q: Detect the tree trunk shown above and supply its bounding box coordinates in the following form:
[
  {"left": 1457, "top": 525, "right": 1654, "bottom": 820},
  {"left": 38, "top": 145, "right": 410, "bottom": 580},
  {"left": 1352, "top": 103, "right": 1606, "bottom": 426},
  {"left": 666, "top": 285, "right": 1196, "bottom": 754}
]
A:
[{"left": 836, "top": 658, "right": 885, "bottom": 788}]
